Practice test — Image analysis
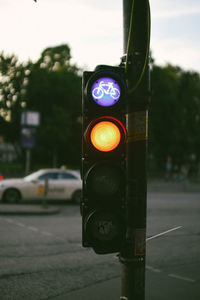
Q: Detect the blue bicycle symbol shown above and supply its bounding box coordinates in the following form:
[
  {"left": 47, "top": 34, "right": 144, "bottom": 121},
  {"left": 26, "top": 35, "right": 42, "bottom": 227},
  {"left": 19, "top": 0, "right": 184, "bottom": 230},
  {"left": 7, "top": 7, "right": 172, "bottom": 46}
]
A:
[{"left": 92, "top": 81, "right": 120, "bottom": 100}]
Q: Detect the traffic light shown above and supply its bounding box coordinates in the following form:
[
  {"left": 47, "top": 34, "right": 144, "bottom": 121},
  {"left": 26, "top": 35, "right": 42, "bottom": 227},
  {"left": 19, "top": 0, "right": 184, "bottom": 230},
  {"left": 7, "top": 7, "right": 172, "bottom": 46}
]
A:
[{"left": 81, "top": 65, "right": 127, "bottom": 254}]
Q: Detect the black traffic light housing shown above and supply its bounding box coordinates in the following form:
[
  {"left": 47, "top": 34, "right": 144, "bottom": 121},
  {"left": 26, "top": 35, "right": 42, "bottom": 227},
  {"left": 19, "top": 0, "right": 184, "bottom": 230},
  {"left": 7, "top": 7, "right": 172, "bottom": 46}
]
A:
[{"left": 81, "top": 65, "right": 127, "bottom": 254}]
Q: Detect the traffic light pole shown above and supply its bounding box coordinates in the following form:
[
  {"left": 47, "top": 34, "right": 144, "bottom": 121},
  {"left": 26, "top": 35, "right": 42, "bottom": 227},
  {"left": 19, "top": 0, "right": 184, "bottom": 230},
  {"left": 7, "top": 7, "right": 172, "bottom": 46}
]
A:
[{"left": 120, "top": 0, "right": 150, "bottom": 299}]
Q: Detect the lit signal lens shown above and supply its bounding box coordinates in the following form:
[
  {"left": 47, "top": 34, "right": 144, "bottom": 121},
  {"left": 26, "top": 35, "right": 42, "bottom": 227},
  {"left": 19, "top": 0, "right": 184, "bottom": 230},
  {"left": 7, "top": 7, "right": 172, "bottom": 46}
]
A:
[
  {"left": 90, "top": 121, "right": 121, "bottom": 152},
  {"left": 91, "top": 77, "right": 121, "bottom": 107}
]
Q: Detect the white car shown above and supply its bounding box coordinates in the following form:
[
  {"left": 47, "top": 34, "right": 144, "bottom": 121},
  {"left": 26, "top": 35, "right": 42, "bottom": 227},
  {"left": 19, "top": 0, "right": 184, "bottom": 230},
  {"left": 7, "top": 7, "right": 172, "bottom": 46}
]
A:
[{"left": 0, "top": 169, "right": 82, "bottom": 204}]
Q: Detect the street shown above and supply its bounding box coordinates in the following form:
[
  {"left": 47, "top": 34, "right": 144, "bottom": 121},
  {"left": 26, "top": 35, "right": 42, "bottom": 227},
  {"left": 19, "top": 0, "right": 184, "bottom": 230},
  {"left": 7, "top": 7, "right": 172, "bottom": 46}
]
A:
[
  {"left": 0, "top": 192, "right": 199, "bottom": 300},
  {"left": 146, "top": 192, "right": 200, "bottom": 300}
]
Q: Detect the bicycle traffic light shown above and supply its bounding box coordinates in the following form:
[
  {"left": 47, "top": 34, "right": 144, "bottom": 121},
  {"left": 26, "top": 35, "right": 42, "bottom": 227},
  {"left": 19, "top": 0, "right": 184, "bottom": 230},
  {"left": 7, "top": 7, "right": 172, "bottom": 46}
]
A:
[{"left": 81, "top": 65, "right": 127, "bottom": 254}]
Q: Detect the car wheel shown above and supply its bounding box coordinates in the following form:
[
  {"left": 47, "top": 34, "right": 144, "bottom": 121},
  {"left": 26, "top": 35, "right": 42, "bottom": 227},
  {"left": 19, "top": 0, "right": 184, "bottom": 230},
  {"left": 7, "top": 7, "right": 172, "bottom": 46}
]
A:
[
  {"left": 72, "top": 190, "right": 82, "bottom": 204},
  {"left": 3, "top": 188, "right": 21, "bottom": 203}
]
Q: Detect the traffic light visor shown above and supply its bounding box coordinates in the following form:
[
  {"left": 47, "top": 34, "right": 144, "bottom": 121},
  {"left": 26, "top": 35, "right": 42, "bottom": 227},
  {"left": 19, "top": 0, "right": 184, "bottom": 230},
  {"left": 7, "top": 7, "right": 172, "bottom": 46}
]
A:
[
  {"left": 90, "top": 120, "right": 121, "bottom": 152},
  {"left": 91, "top": 77, "right": 121, "bottom": 107}
]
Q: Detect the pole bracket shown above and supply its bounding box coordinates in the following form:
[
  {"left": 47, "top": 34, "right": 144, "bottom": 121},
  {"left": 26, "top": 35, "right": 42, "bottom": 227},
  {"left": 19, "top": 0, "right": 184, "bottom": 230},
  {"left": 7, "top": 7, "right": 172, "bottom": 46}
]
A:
[{"left": 118, "top": 254, "right": 144, "bottom": 264}]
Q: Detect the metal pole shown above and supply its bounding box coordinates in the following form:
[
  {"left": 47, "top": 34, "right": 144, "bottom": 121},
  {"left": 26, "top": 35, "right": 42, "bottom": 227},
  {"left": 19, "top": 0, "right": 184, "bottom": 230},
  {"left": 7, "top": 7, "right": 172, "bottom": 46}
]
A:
[
  {"left": 120, "top": 0, "right": 150, "bottom": 299},
  {"left": 42, "top": 177, "right": 49, "bottom": 208},
  {"left": 25, "top": 149, "right": 31, "bottom": 175}
]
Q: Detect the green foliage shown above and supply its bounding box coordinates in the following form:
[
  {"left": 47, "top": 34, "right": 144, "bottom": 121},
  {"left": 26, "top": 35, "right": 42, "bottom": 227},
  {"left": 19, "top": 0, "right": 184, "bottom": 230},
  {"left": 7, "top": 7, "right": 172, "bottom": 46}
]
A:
[
  {"left": 1, "top": 44, "right": 200, "bottom": 176},
  {"left": 36, "top": 44, "right": 71, "bottom": 71},
  {"left": 0, "top": 52, "right": 31, "bottom": 143},
  {"left": 26, "top": 44, "right": 81, "bottom": 168},
  {"left": 149, "top": 63, "right": 200, "bottom": 177},
  {"left": 0, "top": 44, "right": 81, "bottom": 169}
]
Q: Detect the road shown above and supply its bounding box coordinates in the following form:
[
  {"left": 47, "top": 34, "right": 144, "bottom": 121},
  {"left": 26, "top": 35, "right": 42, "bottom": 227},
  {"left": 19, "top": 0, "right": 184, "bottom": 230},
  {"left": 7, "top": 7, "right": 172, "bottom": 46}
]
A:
[
  {"left": 146, "top": 193, "right": 200, "bottom": 300},
  {"left": 0, "top": 192, "right": 199, "bottom": 300}
]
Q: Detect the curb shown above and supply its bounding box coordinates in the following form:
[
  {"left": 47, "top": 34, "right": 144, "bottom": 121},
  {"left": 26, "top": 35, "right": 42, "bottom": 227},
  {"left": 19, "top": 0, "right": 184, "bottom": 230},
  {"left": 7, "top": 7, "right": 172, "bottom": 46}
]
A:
[
  {"left": 147, "top": 182, "right": 200, "bottom": 193},
  {"left": 0, "top": 205, "right": 61, "bottom": 216}
]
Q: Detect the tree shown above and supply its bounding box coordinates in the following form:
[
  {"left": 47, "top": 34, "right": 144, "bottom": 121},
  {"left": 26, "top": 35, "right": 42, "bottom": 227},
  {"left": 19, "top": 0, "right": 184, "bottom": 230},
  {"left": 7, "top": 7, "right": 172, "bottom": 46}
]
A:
[
  {"left": 1, "top": 46, "right": 200, "bottom": 176},
  {"left": 149, "top": 64, "right": 180, "bottom": 173},
  {"left": 26, "top": 44, "right": 82, "bottom": 168},
  {"left": 0, "top": 52, "right": 31, "bottom": 158},
  {"left": 149, "top": 63, "right": 200, "bottom": 177},
  {"left": 36, "top": 44, "right": 72, "bottom": 71},
  {"left": 178, "top": 71, "right": 200, "bottom": 176}
]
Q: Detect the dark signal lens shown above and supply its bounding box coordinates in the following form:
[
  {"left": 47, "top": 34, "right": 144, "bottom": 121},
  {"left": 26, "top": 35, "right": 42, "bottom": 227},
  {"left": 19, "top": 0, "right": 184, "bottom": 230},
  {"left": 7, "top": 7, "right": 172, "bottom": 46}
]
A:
[
  {"left": 85, "top": 163, "right": 125, "bottom": 198},
  {"left": 86, "top": 211, "right": 122, "bottom": 242}
]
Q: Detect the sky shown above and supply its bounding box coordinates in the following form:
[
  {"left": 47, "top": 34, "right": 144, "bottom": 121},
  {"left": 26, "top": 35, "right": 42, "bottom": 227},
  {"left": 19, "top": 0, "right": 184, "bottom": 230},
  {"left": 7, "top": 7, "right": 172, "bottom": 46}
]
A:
[{"left": 0, "top": 0, "right": 200, "bottom": 72}]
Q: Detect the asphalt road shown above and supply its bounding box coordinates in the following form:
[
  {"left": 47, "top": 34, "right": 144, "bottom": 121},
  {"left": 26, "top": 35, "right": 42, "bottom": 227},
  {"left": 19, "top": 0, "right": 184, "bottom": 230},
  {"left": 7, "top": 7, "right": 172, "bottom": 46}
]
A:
[
  {"left": 146, "top": 193, "right": 200, "bottom": 300},
  {"left": 0, "top": 192, "right": 199, "bottom": 300}
]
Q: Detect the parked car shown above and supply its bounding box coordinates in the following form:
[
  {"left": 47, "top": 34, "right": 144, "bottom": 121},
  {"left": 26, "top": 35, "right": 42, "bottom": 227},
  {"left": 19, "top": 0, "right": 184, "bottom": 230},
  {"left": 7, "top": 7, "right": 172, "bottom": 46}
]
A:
[{"left": 0, "top": 169, "right": 82, "bottom": 204}]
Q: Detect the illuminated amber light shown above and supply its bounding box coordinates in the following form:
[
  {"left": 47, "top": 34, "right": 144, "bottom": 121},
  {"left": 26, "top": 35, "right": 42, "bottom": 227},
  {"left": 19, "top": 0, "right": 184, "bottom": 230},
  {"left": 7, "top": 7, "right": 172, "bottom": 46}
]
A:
[{"left": 90, "top": 121, "right": 121, "bottom": 152}]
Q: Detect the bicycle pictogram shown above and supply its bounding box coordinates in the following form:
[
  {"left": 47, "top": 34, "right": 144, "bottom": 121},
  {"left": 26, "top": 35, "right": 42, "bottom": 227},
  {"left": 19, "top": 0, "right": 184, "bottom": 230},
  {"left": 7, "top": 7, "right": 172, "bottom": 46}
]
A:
[{"left": 92, "top": 81, "right": 120, "bottom": 100}]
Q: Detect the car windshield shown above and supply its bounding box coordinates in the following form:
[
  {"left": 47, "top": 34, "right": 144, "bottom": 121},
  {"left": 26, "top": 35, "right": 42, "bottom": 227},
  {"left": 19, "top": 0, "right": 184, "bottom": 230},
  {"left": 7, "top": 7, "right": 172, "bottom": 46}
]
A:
[{"left": 24, "top": 170, "right": 44, "bottom": 182}]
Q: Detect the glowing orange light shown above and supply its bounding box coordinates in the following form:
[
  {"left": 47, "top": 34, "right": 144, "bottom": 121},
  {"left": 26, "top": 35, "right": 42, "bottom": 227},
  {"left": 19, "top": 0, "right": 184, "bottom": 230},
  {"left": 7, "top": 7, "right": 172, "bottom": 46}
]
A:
[{"left": 90, "top": 121, "right": 121, "bottom": 152}]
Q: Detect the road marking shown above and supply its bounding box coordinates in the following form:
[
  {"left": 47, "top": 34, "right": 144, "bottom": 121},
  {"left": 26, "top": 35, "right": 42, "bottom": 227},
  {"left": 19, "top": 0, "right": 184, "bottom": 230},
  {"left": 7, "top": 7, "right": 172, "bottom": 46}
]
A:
[
  {"left": 41, "top": 231, "right": 52, "bottom": 236},
  {"left": 1, "top": 217, "right": 67, "bottom": 243},
  {"left": 0, "top": 217, "right": 66, "bottom": 243},
  {"left": 15, "top": 222, "right": 25, "bottom": 227},
  {"left": 146, "top": 265, "right": 162, "bottom": 273},
  {"left": 5, "top": 218, "right": 14, "bottom": 223},
  {"left": 146, "top": 226, "right": 182, "bottom": 241},
  {"left": 55, "top": 237, "right": 66, "bottom": 242},
  {"left": 27, "top": 226, "right": 39, "bottom": 232},
  {"left": 147, "top": 266, "right": 196, "bottom": 283},
  {"left": 168, "top": 274, "right": 195, "bottom": 283},
  {"left": 146, "top": 265, "right": 155, "bottom": 270}
]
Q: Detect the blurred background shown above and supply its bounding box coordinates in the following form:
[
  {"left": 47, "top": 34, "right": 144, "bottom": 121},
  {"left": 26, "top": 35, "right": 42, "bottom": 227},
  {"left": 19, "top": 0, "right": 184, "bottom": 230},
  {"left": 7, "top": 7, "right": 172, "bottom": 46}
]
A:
[{"left": 0, "top": 0, "right": 200, "bottom": 181}]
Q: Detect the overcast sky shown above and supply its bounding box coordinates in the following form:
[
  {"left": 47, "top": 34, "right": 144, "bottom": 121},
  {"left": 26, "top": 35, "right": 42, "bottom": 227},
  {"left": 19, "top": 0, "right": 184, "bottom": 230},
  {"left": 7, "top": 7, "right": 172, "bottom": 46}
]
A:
[{"left": 0, "top": 0, "right": 200, "bottom": 72}]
